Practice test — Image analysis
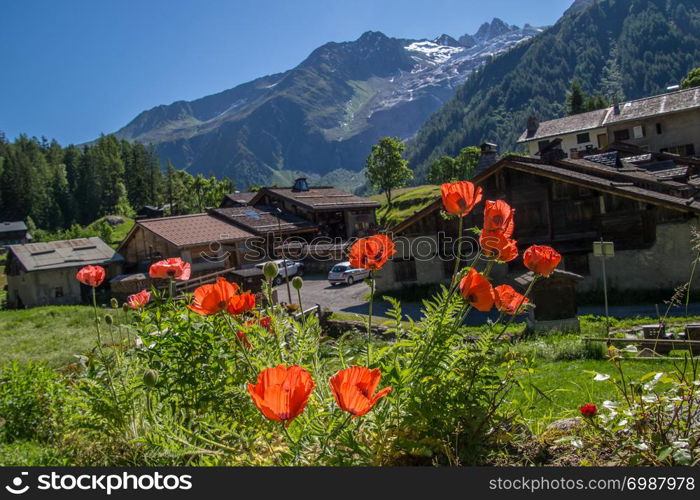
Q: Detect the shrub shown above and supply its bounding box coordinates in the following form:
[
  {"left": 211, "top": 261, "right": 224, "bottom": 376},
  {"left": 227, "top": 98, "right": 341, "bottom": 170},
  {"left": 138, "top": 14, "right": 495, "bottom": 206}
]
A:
[{"left": 0, "top": 361, "right": 68, "bottom": 443}]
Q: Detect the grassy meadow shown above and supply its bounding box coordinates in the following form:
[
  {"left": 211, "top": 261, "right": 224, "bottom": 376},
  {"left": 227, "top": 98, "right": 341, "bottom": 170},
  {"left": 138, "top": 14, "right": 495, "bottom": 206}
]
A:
[
  {"left": 0, "top": 305, "right": 129, "bottom": 368},
  {"left": 371, "top": 184, "right": 440, "bottom": 228}
]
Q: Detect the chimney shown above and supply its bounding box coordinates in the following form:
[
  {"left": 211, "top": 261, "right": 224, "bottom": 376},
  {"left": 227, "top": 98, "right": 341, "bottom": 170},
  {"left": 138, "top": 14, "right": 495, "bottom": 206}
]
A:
[
  {"left": 537, "top": 138, "right": 567, "bottom": 163},
  {"left": 475, "top": 142, "right": 499, "bottom": 175},
  {"left": 612, "top": 95, "right": 620, "bottom": 115},
  {"left": 526, "top": 115, "right": 539, "bottom": 138},
  {"left": 292, "top": 177, "right": 309, "bottom": 192}
]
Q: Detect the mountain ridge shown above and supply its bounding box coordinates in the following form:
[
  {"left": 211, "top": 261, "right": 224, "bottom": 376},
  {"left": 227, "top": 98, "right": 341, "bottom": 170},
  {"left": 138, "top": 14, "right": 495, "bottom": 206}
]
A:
[{"left": 112, "top": 18, "right": 542, "bottom": 188}]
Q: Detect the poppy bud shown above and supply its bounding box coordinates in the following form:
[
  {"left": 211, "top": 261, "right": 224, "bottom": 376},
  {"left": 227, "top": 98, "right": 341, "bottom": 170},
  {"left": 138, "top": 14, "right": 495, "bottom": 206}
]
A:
[
  {"left": 292, "top": 276, "right": 303, "bottom": 290},
  {"left": 110, "top": 297, "right": 119, "bottom": 309},
  {"left": 122, "top": 303, "right": 129, "bottom": 312},
  {"left": 104, "top": 313, "right": 114, "bottom": 325},
  {"left": 143, "top": 369, "right": 159, "bottom": 388},
  {"left": 263, "top": 261, "right": 279, "bottom": 281}
]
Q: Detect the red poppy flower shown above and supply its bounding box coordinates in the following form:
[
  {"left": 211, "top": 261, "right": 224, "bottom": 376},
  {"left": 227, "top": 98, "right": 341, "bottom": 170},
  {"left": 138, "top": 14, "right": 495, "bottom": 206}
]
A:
[
  {"left": 523, "top": 245, "right": 562, "bottom": 277},
  {"left": 235, "top": 329, "right": 252, "bottom": 349},
  {"left": 459, "top": 269, "right": 495, "bottom": 311},
  {"left": 148, "top": 257, "right": 191, "bottom": 281},
  {"left": 76, "top": 265, "right": 106, "bottom": 287},
  {"left": 226, "top": 292, "right": 256, "bottom": 315},
  {"left": 579, "top": 403, "right": 597, "bottom": 418},
  {"left": 187, "top": 277, "right": 240, "bottom": 315},
  {"left": 247, "top": 365, "right": 315, "bottom": 426},
  {"left": 494, "top": 284, "right": 530, "bottom": 315},
  {"left": 258, "top": 315, "right": 272, "bottom": 332},
  {"left": 235, "top": 315, "right": 272, "bottom": 350},
  {"left": 349, "top": 234, "right": 396, "bottom": 271},
  {"left": 329, "top": 366, "right": 392, "bottom": 417},
  {"left": 441, "top": 181, "right": 483, "bottom": 217},
  {"left": 483, "top": 200, "right": 515, "bottom": 237},
  {"left": 127, "top": 289, "right": 151, "bottom": 309},
  {"left": 479, "top": 231, "right": 518, "bottom": 262}
]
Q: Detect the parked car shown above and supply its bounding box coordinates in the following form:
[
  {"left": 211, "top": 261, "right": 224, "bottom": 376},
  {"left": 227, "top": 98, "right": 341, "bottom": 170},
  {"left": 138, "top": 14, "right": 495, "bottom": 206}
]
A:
[
  {"left": 327, "top": 261, "right": 370, "bottom": 286},
  {"left": 255, "top": 259, "right": 304, "bottom": 286}
]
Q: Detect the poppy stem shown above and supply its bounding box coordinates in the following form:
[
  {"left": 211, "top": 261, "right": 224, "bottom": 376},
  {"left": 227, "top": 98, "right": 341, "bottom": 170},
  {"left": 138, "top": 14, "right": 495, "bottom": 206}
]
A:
[
  {"left": 367, "top": 272, "right": 375, "bottom": 367},
  {"left": 91, "top": 287, "right": 120, "bottom": 417},
  {"left": 223, "top": 314, "right": 256, "bottom": 374},
  {"left": 494, "top": 275, "right": 539, "bottom": 342},
  {"left": 321, "top": 412, "right": 353, "bottom": 456},
  {"left": 451, "top": 217, "right": 465, "bottom": 288},
  {"left": 281, "top": 422, "right": 300, "bottom": 464}
]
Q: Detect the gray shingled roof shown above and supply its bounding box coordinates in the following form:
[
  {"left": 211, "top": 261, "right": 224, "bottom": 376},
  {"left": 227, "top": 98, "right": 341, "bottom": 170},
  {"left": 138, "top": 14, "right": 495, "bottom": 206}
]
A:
[
  {"left": 606, "top": 87, "right": 700, "bottom": 124},
  {"left": 0, "top": 221, "right": 28, "bottom": 234},
  {"left": 519, "top": 108, "right": 607, "bottom": 142},
  {"left": 212, "top": 206, "right": 317, "bottom": 235},
  {"left": 8, "top": 237, "right": 123, "bottom": 272},
  {"left": 223, "top": 192, "right": 256, "bottom": 205},
  {"left": 518, "top": 87, "right": 700, "bottom": 143},
  {"left": 252, "top": 186, "right": 380, "bottom": 211}
]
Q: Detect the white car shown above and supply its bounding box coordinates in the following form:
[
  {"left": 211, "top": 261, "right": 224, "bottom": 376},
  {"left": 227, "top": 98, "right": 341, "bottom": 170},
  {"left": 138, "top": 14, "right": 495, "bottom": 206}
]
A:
[
  {"left": 255, "top": 259, "right": 304, "bottom": 286},
  {"left": 327, "top": 261, "right": 370, "bottom": 286}
]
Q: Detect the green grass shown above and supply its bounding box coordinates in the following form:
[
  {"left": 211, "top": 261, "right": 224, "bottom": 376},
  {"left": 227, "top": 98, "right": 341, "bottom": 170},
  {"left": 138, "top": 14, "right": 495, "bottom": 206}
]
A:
[
  {"left": 0, "top": 441, "right": 68, "bottom": 466},
  {"left": 87, "top": 215, "right": 134, "bottom": 247},
  {"left": 0, "top": 305, "right": 128, "bottom": 368},
  {"left": 371, "top": 184, "right": 440, "bottom": 228},
  {"left": 507, "top": 358, "right": 686, "bottom": 429}
]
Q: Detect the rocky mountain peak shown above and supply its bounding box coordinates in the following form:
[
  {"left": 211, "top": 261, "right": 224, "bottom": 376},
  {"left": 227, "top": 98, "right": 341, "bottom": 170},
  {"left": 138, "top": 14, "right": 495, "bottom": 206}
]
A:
[
  {"left": 432, "top": 34, "right": 462, "bottom": 47},
  {"left": 473, "top": 17, "right": 519, "bottom": 42}
]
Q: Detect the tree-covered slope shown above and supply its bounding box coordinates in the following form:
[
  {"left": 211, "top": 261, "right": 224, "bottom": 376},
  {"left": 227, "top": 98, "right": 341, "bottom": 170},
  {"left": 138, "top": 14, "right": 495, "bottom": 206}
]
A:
[{"left": 406, "top": 0, "right": 700, "bottom": 180}]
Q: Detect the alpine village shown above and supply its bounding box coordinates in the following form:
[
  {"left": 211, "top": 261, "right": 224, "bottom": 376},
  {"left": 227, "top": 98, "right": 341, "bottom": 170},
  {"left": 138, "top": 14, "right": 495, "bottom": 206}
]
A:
[{"left": 2, "top": 0, "right": 700, "bottom": 468}]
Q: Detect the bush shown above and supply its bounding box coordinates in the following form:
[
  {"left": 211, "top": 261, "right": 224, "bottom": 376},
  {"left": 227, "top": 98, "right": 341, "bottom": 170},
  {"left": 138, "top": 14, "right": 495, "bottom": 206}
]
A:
[{"left": 0, "top": 361, "right": 68, "bottom": 443}]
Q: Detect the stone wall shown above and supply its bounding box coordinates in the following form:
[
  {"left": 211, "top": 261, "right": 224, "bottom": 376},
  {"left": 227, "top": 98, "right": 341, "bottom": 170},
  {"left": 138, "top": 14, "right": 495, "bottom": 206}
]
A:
[{"left": 582, "top": 218, "right": 700, "bottom": 293}]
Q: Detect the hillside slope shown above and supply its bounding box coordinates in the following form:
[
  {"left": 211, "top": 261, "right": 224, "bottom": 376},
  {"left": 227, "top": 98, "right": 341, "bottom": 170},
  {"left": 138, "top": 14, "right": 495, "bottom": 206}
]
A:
[{"left": 406, "top": 0, "right": 700, "bottom": 179}]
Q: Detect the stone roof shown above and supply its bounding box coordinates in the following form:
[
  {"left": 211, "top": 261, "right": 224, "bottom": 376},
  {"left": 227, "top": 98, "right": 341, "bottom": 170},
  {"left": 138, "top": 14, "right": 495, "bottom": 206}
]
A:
[
  {"left": 251, "top": 186, "right": 380, "bottom": 211},
  {"left": 606, "top": 87, "right": 700, "bottom": 124},
  {"left": 0, "top": 221, "right": 28, "bottom": 234},
  {"left": 223, "top": 192, "right": 257, "bottom": 206},
  {"left": 518, "top": 87, "right": 700, "bottom": 142},
  {"left": 137, "top": 214, "right": 254, "bottom": 247},
  {"left": 8, "top": 237, "right": 123, "bottom": 273},
  {"left": 211, "top": 206, "right": 317, "bottom": 235},
  {"left": 518, "top": 108, "right": 608, "bottom": 142}
]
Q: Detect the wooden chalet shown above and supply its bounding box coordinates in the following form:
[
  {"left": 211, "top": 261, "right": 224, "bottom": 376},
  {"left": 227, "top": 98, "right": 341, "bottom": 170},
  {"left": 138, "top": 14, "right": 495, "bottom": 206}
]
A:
[
  {"left": 379, "top": 146, "right": 700, "bottom": 295},
  {"left": 248, "top": 178, "right": 379, "bottom": 239},
  {"left": 117, "top": 213, "right": 255, "bottom": 276}
]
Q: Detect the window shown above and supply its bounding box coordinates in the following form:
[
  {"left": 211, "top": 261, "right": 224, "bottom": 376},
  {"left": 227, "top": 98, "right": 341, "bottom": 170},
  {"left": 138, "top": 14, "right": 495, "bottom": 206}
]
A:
[
  {"left": 563, "top": 254, "right": 590, "bottom": 275},
  {"left": 613, "top": 129, "right": 630, "bottom": 141},
  {"left": 55, "top": 287, "right": 64, "bottom": 298},
  {"left": 655, "top": 123, "right": 662, "bottom": 135},
  {"left": 576, "top": 132, "right": 590, "bottom": 144},
  {"left": 537, "top": 140, "right": 550, "bottom": 151},
  {"left": 393, "top": 258, "right": 417, "bottom": 282},
  {"left": 661, "top": 144, "right": 696, "bottom": 156},
  {"left": 632, "top": 125, "right": 645, "bottom": 139}
]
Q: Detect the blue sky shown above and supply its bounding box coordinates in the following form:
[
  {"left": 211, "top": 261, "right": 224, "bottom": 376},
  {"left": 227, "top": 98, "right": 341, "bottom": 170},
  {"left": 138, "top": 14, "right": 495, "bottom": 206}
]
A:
[{"left": 0, "top": 0, "right": 573, "bottom": 144}]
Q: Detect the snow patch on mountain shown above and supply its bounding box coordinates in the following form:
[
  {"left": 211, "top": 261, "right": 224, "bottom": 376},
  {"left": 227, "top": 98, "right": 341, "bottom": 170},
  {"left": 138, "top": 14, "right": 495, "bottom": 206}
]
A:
[{"left": 405, "top": 41, "right": 465, "bottom": 64}]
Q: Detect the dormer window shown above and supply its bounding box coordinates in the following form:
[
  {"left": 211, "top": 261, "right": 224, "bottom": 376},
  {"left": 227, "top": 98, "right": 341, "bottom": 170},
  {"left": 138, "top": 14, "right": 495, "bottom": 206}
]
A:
[{"left": 292, "top": 178, "right": 309, "bottom": 192}]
